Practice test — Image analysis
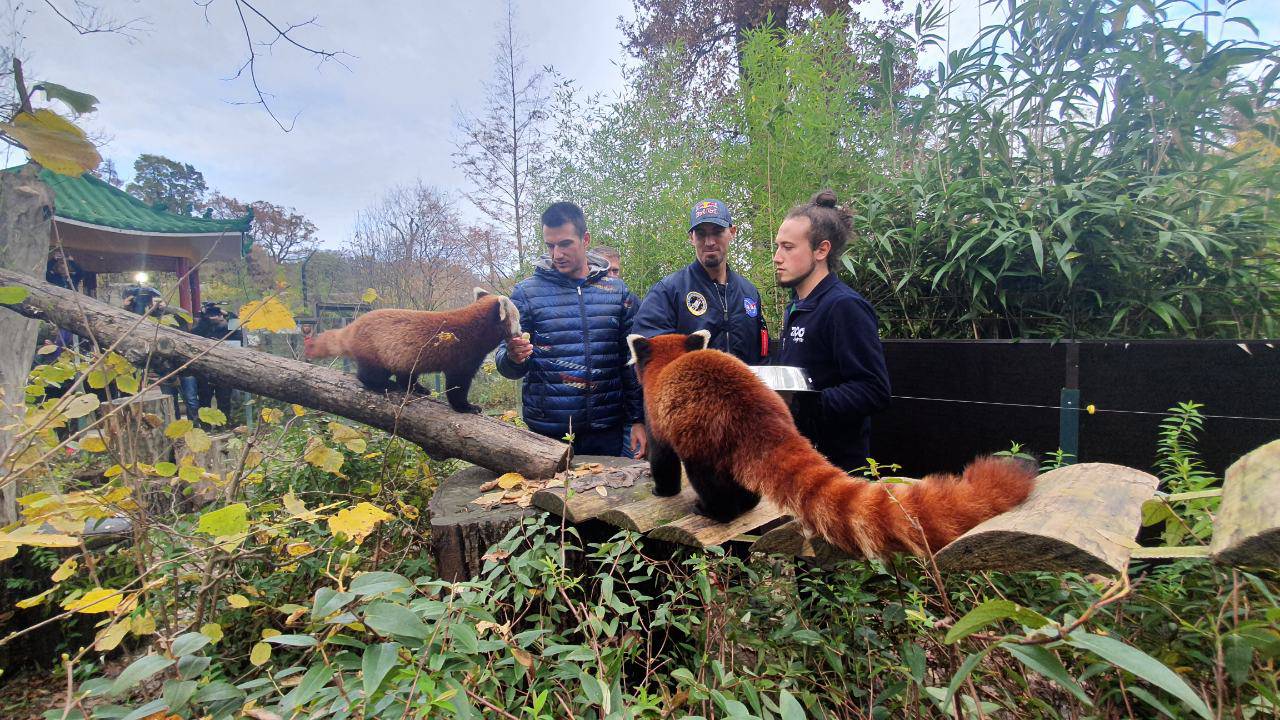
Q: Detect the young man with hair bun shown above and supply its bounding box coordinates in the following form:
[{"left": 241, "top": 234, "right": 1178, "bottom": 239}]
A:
[{"left": 773, "top": 190, "right": 891, "bottom": 472}]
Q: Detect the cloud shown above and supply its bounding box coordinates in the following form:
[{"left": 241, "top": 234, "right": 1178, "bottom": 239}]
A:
[{"left": 19, "top": 1, "right": 632, "bottom": 246}]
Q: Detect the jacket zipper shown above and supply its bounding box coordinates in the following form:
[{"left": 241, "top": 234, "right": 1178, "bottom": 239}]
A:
[
  {"left": 717, "top": 283, "right": 729, "bottom": 352},
  {"left": 577, "top": 285, "right": 593, "bottom": 428}
]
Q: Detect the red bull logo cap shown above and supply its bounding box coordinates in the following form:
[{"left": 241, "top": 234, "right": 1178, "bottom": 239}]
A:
[{"left": 690, "top": 199, "right": 732, "bottom": 231}]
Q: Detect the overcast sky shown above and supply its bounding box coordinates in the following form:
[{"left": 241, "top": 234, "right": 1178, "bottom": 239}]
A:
[
  {"left": 4, "top": 0, "right": 635, "bottom": 246},
  {"left": 5, "top": 1, "right": 1278, "bottom": 249}
]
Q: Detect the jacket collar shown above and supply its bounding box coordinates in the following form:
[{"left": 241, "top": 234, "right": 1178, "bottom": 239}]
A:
[
  {"left": 533, "top": 252, "right": 610, "bottom": 287},
  {"left": 790, "top": 271, "right": 840, "bottom": 311},
  {"left": 687, "top": 260, "right": 736, "bottom": 286}
]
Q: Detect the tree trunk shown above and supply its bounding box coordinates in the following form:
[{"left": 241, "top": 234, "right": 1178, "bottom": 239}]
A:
[
  {"left": 0, "top": 167, "right": 52, "bottom": 524},
  {"left": 0, "top": 268, "right": 570, "bottom": 479}
]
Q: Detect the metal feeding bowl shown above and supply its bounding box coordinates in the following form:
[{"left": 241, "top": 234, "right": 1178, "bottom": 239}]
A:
[{"left": 748, "top": 365, "right": 815, "bottom": 396}]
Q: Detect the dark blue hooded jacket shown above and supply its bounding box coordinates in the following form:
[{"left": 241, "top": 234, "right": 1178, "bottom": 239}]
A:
[
  {"left": 776, "top": 272, "right": 891, "bottom": 471},
  {"left": 495, "top": 254, "right": 643, "bottom": 438}
]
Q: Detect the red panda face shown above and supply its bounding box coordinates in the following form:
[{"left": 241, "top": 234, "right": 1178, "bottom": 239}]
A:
[
  {"left": 474, "top": 287, "right": 522, "bottom": 338},
  {"left": 626, "top": 330, "right": 710, "bottom": 384}
]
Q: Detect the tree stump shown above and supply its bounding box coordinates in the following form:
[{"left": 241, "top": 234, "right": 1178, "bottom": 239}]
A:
[{"left": 429, "top": 455, "right": 640, "bottom": 580}]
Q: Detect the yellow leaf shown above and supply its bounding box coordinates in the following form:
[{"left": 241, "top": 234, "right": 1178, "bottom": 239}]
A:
[
  {"left": 282, "top": 490, "right": 319, "bottom": 521},
  {"left": 303, "top": 439, "right": 344, "bottom": 476},
  {"left": 227, "top": 594, "right": 251, "bottom": 608},
  {"left": 397, "top": 501, "right": 419, "bottom": 521},
  {"left": 285, "top": 541, "right": 313, "bottom": 557},
  {"left": 238, "top": 297, "right": 296, "bottom": 333},
  {"left": 15, "top": 587, "right": 54, "bottom": 608},
  {"left": 165, "top": 419, "right": 194, "bottom": 438},
  {"left": 261, "top": 628, "right": 280, "bottom": 638},
  {"left": 114, "top": 373, "right": 140, "bottom": 395},
  {"left": 63, "top": 393, "right": 100, "bottom": 419},
  {"left": 0, "top": 525, "right": 79, "bottom": 547},
  {"left": 184, "top": 427, "right": 212, "bottom": 453},
  {"left": 51, "top": 556, "right": 78, "bottom": 581},
  {"left": 131, "top": 613, "right": 156, "bottom": 636},
  {"left": 496, "top": 472, "right": 524, "bottom": 490},
  {"left": 200, "top": 623, "right": 224, "bottom": 643},
  {"left": 0, "top": 544, "right": 17, "bottom": 561},
  {"left": 250, "top": 641, "right": 271, "bottom": 666},
  {"left": 103, "top": 464, "right": 124, "bottom": 478},
  {"left": 328, "top": 422, "right": 367, "bottom": 452},
  {"left": 79, "top": 436, "right": 107, "bottom": 453},
  {"left": 198, "top": 407, "right": 227, "bottom": 427},
  {"left": 260, "top": 407, "right": 283, "bottom": 424},
  {"left": 0, "top": 108, "right": 101, "bottom": 176},
  {"left": 178, "top": 466, "right": 203, "bottom": 483},
  {"left": 94, "top": 620, "right": 130, "bottom": 652},
  {"left": 291, "top": 404, "right": 306, "bottom": 417},
  {"left": 361, "top": 288, "right": 379, "bottom": 304},
  {"left": 62, "top": 587, "right": 123, "bottom": 614},
  {"left": 326, "top": 502, "right": 393, "bottom": 544}
]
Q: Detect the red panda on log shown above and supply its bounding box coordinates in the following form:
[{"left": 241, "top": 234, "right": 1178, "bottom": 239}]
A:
[
  {"left": 304, "top": 288, "right": 521, "bottom": 413},
  {"left": 627, "top": 330, "right": 1036, "bottom": 558}
]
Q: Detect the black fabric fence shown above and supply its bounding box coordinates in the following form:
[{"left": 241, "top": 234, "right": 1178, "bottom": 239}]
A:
[{"left": 870, "top": 339, "right": 1280, "bottom": 478}]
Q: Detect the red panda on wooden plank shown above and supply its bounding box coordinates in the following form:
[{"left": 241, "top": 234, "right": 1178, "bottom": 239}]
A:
[
  {"left": 627, "top": 330, "right": 1036, "bottom": 558},
  {"left": 305, "top": 288, "right": 521, "bottom": 413}
]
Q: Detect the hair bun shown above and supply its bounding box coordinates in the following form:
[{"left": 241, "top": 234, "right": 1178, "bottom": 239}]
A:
[{"left": 810, "top": 189, "right": 839, "bottom": 208}]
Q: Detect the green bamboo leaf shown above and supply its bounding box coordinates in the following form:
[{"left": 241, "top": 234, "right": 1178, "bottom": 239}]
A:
[
  {"left": 109, "top": 654, "right": 174, "bottom": 696},
  {"left": 1067, "top": 632, "right": 1211, "bottom": 719},
  {"left": 1003, "top": 643, "right": 1091, "bottom": 705},
  {"left": 362, "top": 642, "right": 401, "bottom": 699},
  {"left": 946, "top": 599, "right": 1051, "bottom": 643},
  {"left": 363, "top": 602, "right": 430, "bottom": 641}
]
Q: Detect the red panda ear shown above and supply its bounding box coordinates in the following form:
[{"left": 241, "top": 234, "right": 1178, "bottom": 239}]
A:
[
  {"left": 626, "top": 334, "right": 650, "bottom": 366},
  {"left": 685, "top": 329, "right": 711, "bottom": 351},
  {"left": 473, "top": 287, "right": 491, "bottom": 300}
]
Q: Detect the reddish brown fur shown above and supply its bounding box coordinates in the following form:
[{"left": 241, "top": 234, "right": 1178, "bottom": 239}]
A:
[
  {"left": 305, "top": 296, "right": 507, "bottom": 374},
  {"left": 633, "top": 334, "right": 1036, "bottom": 558},
  {"left": 304, "top": 293, "right": 518, "bottom": 412}
]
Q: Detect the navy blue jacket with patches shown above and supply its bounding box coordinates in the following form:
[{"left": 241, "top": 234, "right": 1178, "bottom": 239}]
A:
[
  {"left": 776, "top": 272, "right": 891, "bottom": 471},
  {"left": 631, "top": 261, "right": 768, "bottom": 364},
  {"left": 495, "top": 254, "right": 643, "bottom": 439}
]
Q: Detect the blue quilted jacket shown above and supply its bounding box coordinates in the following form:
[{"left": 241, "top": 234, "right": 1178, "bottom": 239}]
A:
[{"left": 495, "top": 254, "right": 643, "bottom": 438}]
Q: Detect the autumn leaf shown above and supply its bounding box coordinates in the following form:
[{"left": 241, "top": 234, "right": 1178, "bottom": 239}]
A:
[
  {"left": 496, "top": 472, "right": 524, "bottom": 490},
  {"left": 282, "top": 490, "right": 321, "bottom": 522},
  {"left": 198, "top": 407, "right": 227, "bottom": 427},
  {"left": 250, "top": 641, "right": 271, "bottom": 666},
  {"left": 51, "top": 556, "right": 78, "bottom": 581},
  {"left": 239, "top": 297, "right": 296, "bottom": 333},
  {"left": 261, "top": 407, "right": 284, "bottom": 424},
  {"left": 184, "top": 427, "right": 212, "bottom": 453},
  {"left": 197, "top": 503, "right": 248, "bottom": 538},
  {"left": 165, "top": 419, "right": 194, "bottom": 438},
  {"left": 63, "top": 393, "right": 100, "bottom": 419},
  {"left": 0, "top": 524, "right": 80, "bottom": 548},
  {"left": 0, "top": 108, "right": 101, "bottom": 175},
  {"left": 227, "top": 594, "right": 252, "bottom": 609},
  {"left": 79, "top": 436, "right": 107, "bottom": 453},
  {"left": 62, "top": 587, "right": 123, "bottom": 614},
  {"left": 94, "top": 620, "right": 129, "bottom": 652},
  {"left": 361, "top": 287, "right": 379, "bottom": 304},
  {"left": 115, "top": 373, "right": 140, "bottom": 395},
  {"left": 291, "top": 404, "right": 306, "bottom": 417},
  {"left": 304, "top": 439, "right": 345, "bottom": 477},
  {"left": 327, "top": 502, "right": 393, "bottom": 544},
  {"left": 200, "top": 623, "right": 224, "bottom": 643},
  {"left": 328, "top": 422, "right": 367, "bottom": 453},
  {"left": 15, "top": 587, "right": 54, "bottom": 609}
]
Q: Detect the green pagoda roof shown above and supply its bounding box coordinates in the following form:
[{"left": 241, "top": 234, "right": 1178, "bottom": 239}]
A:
[{"left": 4, "top": 164, "right": 252, "bottom": 235}]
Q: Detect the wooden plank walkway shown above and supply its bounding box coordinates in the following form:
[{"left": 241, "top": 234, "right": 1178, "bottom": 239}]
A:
[{"left": 522, "top": 440, "right": 1280, "bottom": 574}]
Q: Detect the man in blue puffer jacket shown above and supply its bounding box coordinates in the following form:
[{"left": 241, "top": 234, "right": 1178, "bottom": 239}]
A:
[{"left": 496, "top": 202, "right": 646, "bottom": 457}]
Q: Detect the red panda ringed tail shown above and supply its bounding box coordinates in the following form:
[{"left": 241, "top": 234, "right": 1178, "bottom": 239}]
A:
[
  {"left": 305, "top": 287, "right": 520, "bottom": 413},
  {"left": 626, "top": 330, "right": 1036, "bottom": 558}
]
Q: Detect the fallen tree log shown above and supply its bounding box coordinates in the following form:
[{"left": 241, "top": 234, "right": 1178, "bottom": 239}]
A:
[{"left": 0, "top": 268, "right": 570, "bottom": 478}]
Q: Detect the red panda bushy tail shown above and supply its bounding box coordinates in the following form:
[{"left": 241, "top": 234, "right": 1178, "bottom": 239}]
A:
[
  {"left": 750, "top": 442, "right": 1036, "bottom": 558},
  {"left": 304, "top": 327, "right": 350, "bottom": 360}
]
